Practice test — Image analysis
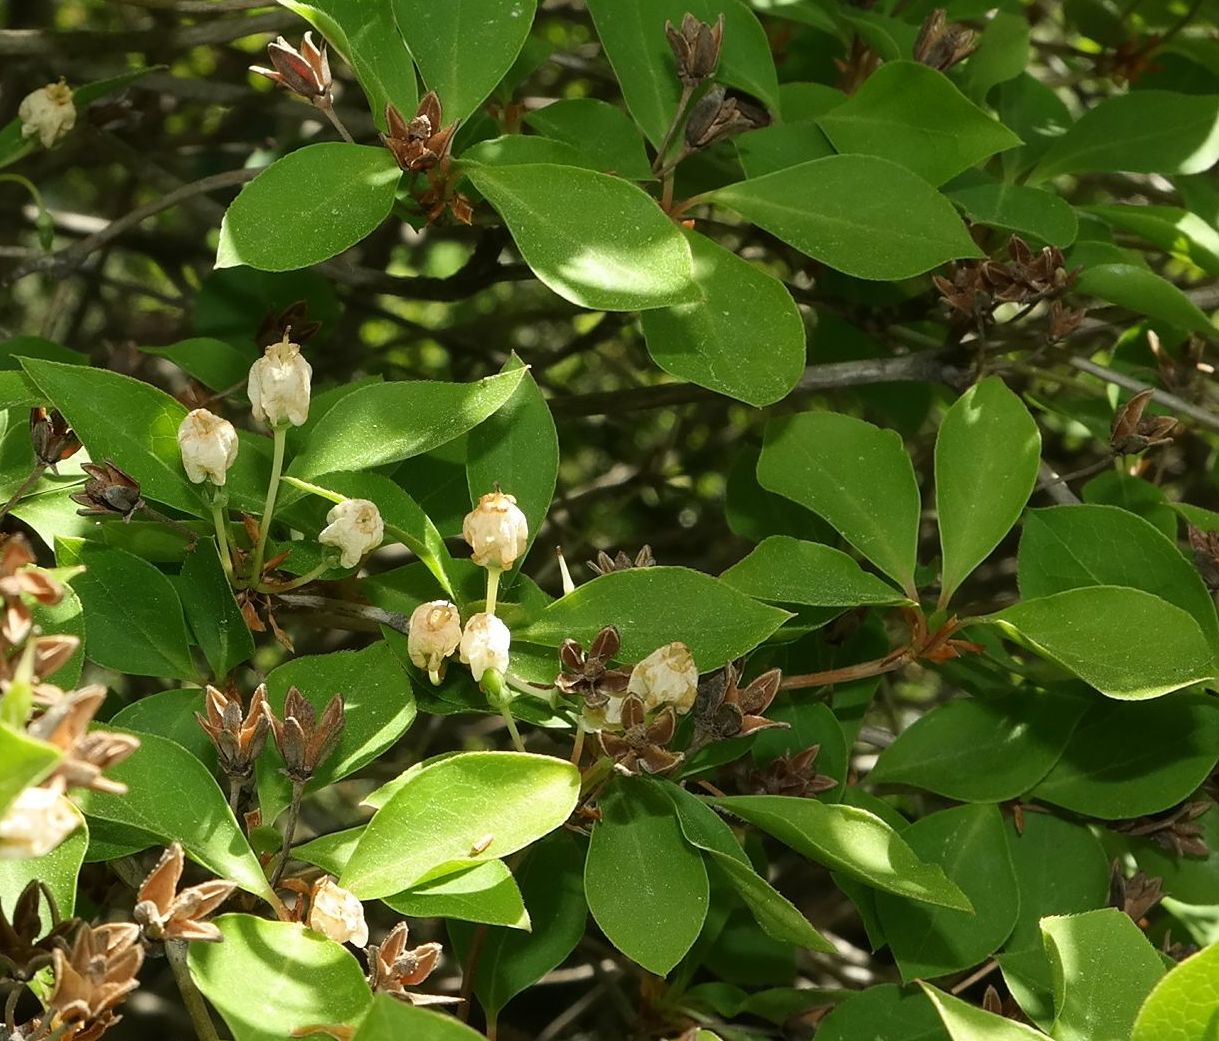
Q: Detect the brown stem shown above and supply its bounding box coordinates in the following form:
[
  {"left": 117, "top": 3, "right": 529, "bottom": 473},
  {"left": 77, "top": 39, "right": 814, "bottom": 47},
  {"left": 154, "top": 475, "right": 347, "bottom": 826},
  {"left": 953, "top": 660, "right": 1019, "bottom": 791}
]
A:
[
  {"left": 228, "top": 776, "right": 243, "bottom": 817},
  {"left": 0, "top": 462, "right": 46, "bottom": 522},
  {"left": 779, "top": 651, "right": 912, "bottom": 691},
  {"left": 317, "top": 99, "right": 355, "bottom": 144},
  {"left": 269, "top": 778, "right": 306, "bottom": 888},
  {"left": 166, "top": 938, "right": 222, "bottom": 1041},
  {"left": 651, "top": 83, "right": 695, "bottom": 175},
  {"left": 457, "top": 923, "right": 490, "bottom": 1023}
]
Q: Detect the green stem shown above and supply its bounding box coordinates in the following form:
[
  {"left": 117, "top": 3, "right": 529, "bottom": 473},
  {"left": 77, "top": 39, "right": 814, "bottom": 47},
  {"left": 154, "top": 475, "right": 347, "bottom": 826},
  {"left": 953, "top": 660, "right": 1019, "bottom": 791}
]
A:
[
  {"left": 211, "top": 495, "right": 235, "bottom": 583},
  {"left": 259, "top": 558, "right": 332, "bottom": 594},
  {"left": 651, "top": 82, "right": 695, "bottom": 175},
  {"left": 166, "top": 939, "right": 221, "bottom": 1041},
  {"left": 501, "top": 706, "right": 526, "bottom": 752},
  {"left": 251, "top": 425, "right": 287, "bottom": 585},
  {"left": 485, "top": 566, "right": 502, "bottom": 615}
]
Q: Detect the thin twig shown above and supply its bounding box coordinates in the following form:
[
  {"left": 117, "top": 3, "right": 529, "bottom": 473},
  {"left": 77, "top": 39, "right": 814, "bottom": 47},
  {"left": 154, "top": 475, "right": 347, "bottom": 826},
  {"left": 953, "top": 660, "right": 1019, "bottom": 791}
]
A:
[
  {"left": 165, "top": 939, "right": 222, "bottom": 1041},
  {"left": 269, "top": 778, "right": 306, "bottom": 888},
  {"left": 1069, "top": 356, "right": 1219, "bottom": 433}
]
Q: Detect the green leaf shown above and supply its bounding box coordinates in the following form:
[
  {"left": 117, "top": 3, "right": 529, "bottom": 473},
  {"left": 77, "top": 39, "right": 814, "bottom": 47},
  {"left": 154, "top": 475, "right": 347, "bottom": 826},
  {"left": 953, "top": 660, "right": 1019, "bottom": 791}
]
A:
[
  {"left": 817, "top": 984, "right": 949, "bottom": 1041},
  {"left": 34, "top": 573, "right": 85, "bottom": 689},
  {"left": 816, "top": 61, "right": 1021, "bottom": 186},
  {"left": 640, "top": 229, "right": 805, "bottom": 407},
  {"left": 280, "top": 0, "right": 417, "bottom": 131},
  {"left": 342, "top": 751, "right": 579, "bottom": 898},
  {"left": 256, "top": 642, "right": 416, "bottom": 823},
  {"left": 1124, "top": 799, "right": 1219, "bottom": 906},
  {"left": 664, "top": 784, "right": 833, "bottom": 952},
  {"left": 216, "top": 144, "right": 402, "bottom": 271},
  {"left": 1031, "top": 692, "right": 1219, "bottom": 819},
  {"left": 1083, "top": 203, "right": 1219, "bottom": 276},
  {"left": 921, "top": 983, "right": 1049, "bottom": 1041},
  {"left": 524, "top": 99, "right": 653, "bottom": 180},
  {"left": 585, "top": 777, "right": 709, "bottom": 975},
  {"left": 709, "top": 156, "right": 981, "bottom": 280},
  {"left": 462, "top": 134, "right": 593, "bottom": 169},
  {"left": 1132, "top": 940, "right": 1219, "bottom": 1041},
  {"left": 355, "top": 994, "right": 486, "bottom": 1041},
  {"left": 175, "top": 539, "right": 254, "bottom": 678},
  {"left": 465, "top": 355, "right": 557, "bottom": 567},
  {"left": 0, "top": 724, "right": 60, "bottom": 816},
  {"left": 957, "top": 11, "right": 1031, "bottom": 101},
  {"left": 385, "top": 859, "right": 528, "bottom": 929},
  {"left": 1018, "top": 505, "right": 1219, "bottom": 660},
  {"left": 0, "top": 335, "right": 88, "bottom": 369},
  {"left": 758, "top": 410, "right": 921, "bottom": 592},
  {"left": 711, "top": 795, "right": 972, "bottom": 910},
  {"left": 58, "top": 540, "right": 197, "bottom": 681},
  {"left": 140, "top": 337, "right": 257, "bottom": 393},
  {"left": 189, "top": 915, "right": 372, "bottom": 1041},
  {"left": 868, "top": 689, "right": 1090, "bottom": 803},
  {"left": 874, "top": 804, "right": 1019, "bottom": 982},
  {"left": 1075, "top": 264, "right": 1217, "bottom": 337},
  {"left": 289, "top": 369, "right": 524, "bottom": 479},
  {"left": 947, "top": 182, "right": 1078, "bottom": 248},
  {"left": 936, "top": 377, "right": 1041, "bottom": 604},
  {"left": 585, "top": 0, "right": 779, "bottom": 147},
  {"left": 0, "top": 807, "right": 86, "bottom": 932},
  {"left": 462, "top": 163, "right": 696, "bottom": 311},
  {"left": 393, "top": 0, "right": 536, "bottom": 122},
  {"left": 1030, "top": 91, "right": 1219, "bottom": 183},
  {"left": 449, "top": 833, "right": 587, "bottom": 1017},
  {"left": 110, "top": 687, "right": 216, "bottom": 769},
  {"left": 75, "top": 729, "right": 274, "bottom": 902},
  {"left": 721, "top": 535, "right": 908, "bottom": 607},
  {"left": 1041, "top": 910, "right": 1165, "bottom": 1041},
  {"left": 516, "top": 566, "right": 790, "bottom": 670},
  {"left": 735, "top": 122, "right": 836, "bottom": 178},
  {"left": 991, "top": 586, "right": 1215, "bottom": 700}
]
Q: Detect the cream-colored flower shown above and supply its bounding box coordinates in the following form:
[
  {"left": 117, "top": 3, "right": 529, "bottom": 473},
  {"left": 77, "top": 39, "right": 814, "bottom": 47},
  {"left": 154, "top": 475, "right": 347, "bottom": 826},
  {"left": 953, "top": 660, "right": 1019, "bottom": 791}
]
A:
[
  {"left": 626, "top": 642, "right": 698, "bottom": 715},
  {"left": 318, "top": 499, "right": 383, "bottom": 569},
  {"left": 19, "top": 81, "right": 75, "bottom": 149},
  {"left": 408, "top": 600, "right": 462, "bottom": 677},
  {"left": 459, "top": 611, "right": 511, "bottom": 682},
  {"left": 248, "top": 333, "right": 312, "bottom": 427},
  {"left": 462, "top": 492, "right": 528, "bottom": 571},
  {"left": 177, "top": 408, "right": 238, "bottom": 486},
  {"left": 308, "top": 877, "right": 368, "bottom": 947},
  {"left": 0, "top": 783, "right": 80, "bottom": 859}
]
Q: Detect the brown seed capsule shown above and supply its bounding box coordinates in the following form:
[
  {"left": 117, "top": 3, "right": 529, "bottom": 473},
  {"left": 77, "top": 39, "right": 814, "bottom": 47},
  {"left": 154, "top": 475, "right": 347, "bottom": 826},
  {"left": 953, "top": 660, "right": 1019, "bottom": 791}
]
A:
[
  {"left": 684, "top": 85, "right": 770, "bottom": 150},
  {"left": 70, "top": 460, "right": 144, "bottom": 521},
  {"left": 29, "top": 407, "right": 80, "bottom": 471},
  {"left": 382, "top": 91, "right": 458, "bottom": 173},
  {"left": 665, "top": 13, "right": 724, "bottom": 87},
  {"left": 1110, "top": 389, "right": 1179, "bottom": 455},
  {"left": 913, "top": 8, "right": 978, "bottom": 71},
  {"left": 270, "top": 688, "right": 345, "bottom": 784},
  {"left": 195, "top": 685, "right": 272, "bottom": 786},
  {"left": 599, "top": 695, "right": 684, "bottom": 776},
  {"left": 133, "top": 842, "right": 235, "bottom": 943},
  {"left": 45, "top": 922, "right": 144, "bottom": 1041},
  {"left": 365, "top": 921, "right": 453, "bottom": 1005},
  {"left": 251, "top": 32, "right": 332, "bottom": 104}
]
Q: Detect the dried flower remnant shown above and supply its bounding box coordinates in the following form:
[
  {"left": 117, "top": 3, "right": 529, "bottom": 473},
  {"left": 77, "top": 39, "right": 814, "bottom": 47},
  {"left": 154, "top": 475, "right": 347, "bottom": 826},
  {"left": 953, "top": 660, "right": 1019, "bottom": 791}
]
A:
[
  {"left": 248, "top": 332, "right": 312, "bottom": 428},
  {"left": 1109, "top": 389, "right": 1179, "bottom": 455},
  {"left": 318, "top": 498, "right": 384, "bottom": 569},
  {"left": 934, "top": 236, "right": 1077, "bottom": 324},
  {"left": 308, "top": 877, "right": 368, "bottom": 947},
  {"left": 599, "top": 695, "right": 684, "bottom": 776},
  {"left": 70, "top": 461, "right": 144, "bottom": 521},
  {"left": 1188, "top": 524, "right": 1219, "bottom": 593},
  {"left": 1109, "top": 862, "right": 1164, "bottom": 923},
  {"left": 195, "top": 684, "right": 272, "bottom": 790},
  {"left": 1113, "top": 801, "right": 1210, "bottom": 858},
  {"left": 587, "top": 545, "right": 656, "bottom": 577},
  {"left": 460, "top": 611, "right": 511, "bottom": 683},
  {"left": 913, "top": 8, "right": 977, "bottom": 71},
  {"left": 683, "top": 85, "right": 770, "bottom": 151},
  {"left": 30, "top": 407, "right": 80, "bottom": 471},
  {"left": 691, "top": 662, "right": 786, "bottom": 748},
  {"left": 740, "top": 745, "right": 838, "bottom": 799},
  {"left": 270, "top": 688, "right": 345, "bottom": 785},
  {"left": 251, "top": 32, "right": 331, "bottom": 105},
  {"left": 133, "top": 843, "right": 235, "bottom": 943},
  {"left": 555, "top": 625, "right": 631, "bottom": 711},
  {"left": 382, "top": 92, "right": 457, "bottom": 174},
  {"left": 177, "top": 408, "right": 238, "bottom": 486},
  {"left": 0, "top": 535, "right": 64, "bottom": 644},
  {"left": 463, "top": 491, "right": 529, "bottom": 571},
  {"left": 407, "top": 600, "right": 462, "bottom": 684},
  {"left": 0, "top": 782, "right": 80, "bottom": 859},
  {"left": 28, "top": 685, "right": 139, "bottom": 795},
  {"left": 365, "top": 921, "right": 452, "bottom": 1005},
  {"left": 256, "top": 299, "right": 321, "bottom": 348},
  {"left": 0, "top": 879, "right": 77, "bottom": 982},
  {"left": 19, "top": 80, "right": 76, "bottom": 149},
  {"left": 665, "top": 13, "right": 724, "bottom": 86},
  {"left": 43, "top": 922, "right": 143, "bottom": 1041},
  {"left": 626, "top": 641, "right": 699, "bottom": 716}
]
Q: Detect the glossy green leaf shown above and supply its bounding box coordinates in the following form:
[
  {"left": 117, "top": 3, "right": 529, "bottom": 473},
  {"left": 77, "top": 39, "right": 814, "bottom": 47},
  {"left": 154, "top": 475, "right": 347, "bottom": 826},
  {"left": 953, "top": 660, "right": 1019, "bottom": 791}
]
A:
[
  {"left": 996, "top": 72, "right": 1072, "bottom": 179},
  {"left": 585, "top": 0, "right": 779, "bottom": 147},
  {"left": 58, "top": 540, "right": 197, "bottom": 681},
  {"left": 758, "top": 410, "right": 921, "bottom": 592},
  {"left": 175, "top": 538, "right": 254, "bottom": 678},
  {"left": 1019, "top": 505, "right": 1219, "bottom": 659},
  {"left": 524, "top": 99, "right": 652, "bottom": 180},
  {"left": 817, "top": 61, "right": 1020, "bottom": 186},
  {"left": 992, "top": 586, "right": 1215, "bottom": 700},
  {"left": 385, "top": 859, "right": 528, "bottom": 929},
  {"left": 256, "top": 641, "right": 415, "bottom": 823},
  {"left": 1132, "top": 940, "right": 1219, "bottom": 1041},
  {"left": 874, "top": 804, "right": 1019, "bottom": 982},
  {"left": 585, "top": 777, "right": 709, "bottom": 975},
  {"left": 1030, "top": 91, "right": 1219, "bottom": 183},
  {"left": 947, "top": 182, "right": 1078, "bottom": 248},
  {"left": 355, "top": 993, "right": 485, "bottom": 1041},
  {"left": 936, "top": 377, "right": 1041, "bottom": 604},
  {"left": 76, "top": 728, "right": 274, "bottom": 902},
  {"left": 1075, "top": 264, "right": 1216, "bottom": 337},
  {"left": 140, "top": 337, "right": 257, "bottom": 393},
  {"left": 957, "top": 11, "right": 1031, "bottom": 100},
  {"left": 640, "top": 229, "right": 805, "bottom": 407},
  {"left": 0, "top": 724, "right": 60, "bottom": 816},
  {"left": 516, "top": 566, "right": 790, "bottom": 669},
  {"left": 280, "top": 0, "right": 417, "bottom": 131},
  {"left": 289, "top": 369, "right": 525, "bottom": 478},
  {"left": 869, "top": 689, "right": 1089, "bottom": 802},
  {"left": 1031, "top": 692, "right": 1219, "bottom": 819},
  {"left": 461, "top": 134, "right": 591, "bottom": 169},
  {"left": 921, "top": 983, "right": 1048, "bottom": 1041},
  {"left": 465, "top": 355, "right": 556, "bottom": 566},
  {"left": 449, "top": 833, "right": 587, "bottom": 1017},
  {"left": 217, "top": 144, "right": 402, "bottom": 271},
  {"left": 712, "top": 795, "right": 971, "bottom": 910},
  {"left": 342, "top": 751, "right": 579, "bottom": 898},
  {"left": 1124, "top": 799, "right": 1219, "bottom": 906},
  {"left": 816, "top": 984, "right": 948, "bottom": 1041},
  {"left": 0, "top": 336, "right": 88, "bottom": 369},
  {"left": 1083, "top": 203, "right": 1219, "bottom": 276},
  {"left": 463, "top": 163, "right": 696, "bottom": 310},
  {"left": 189, "top": 915, "right": 372, "bottom": 1041},
  {"left": 735, "top": 122, "right": 836, "bottom": 178},
  {"left": 709, "top": 156, "right": 981, "bottom": 280},
  {"left": 1042, "top": 910, "right": 1164, "bottom": 1041},
  {"left": 0, "top": 807, "right": 86, "bottom": 932},
  {"left": 109, "top": 687, "right": 216, "bottom": 768},
  {"left": 393, "top": 0, "right": 536, "bottom": 122},
  {"left": 721, "top": 535, "right": 907, "bottom": 607}
]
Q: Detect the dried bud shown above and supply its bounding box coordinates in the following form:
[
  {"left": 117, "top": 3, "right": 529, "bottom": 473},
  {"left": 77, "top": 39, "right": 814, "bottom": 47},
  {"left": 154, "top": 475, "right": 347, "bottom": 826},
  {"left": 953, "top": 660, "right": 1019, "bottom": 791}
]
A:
[
  {"left": 626, "top": 642, "right": 698, "bottom": 716},
  {"left": 382, "top": 92, "right": 458, "bottom": 173},
  {"left": 407, "top": 600, "right": 462, "bottom": 680},
  {"left": 684, "top": 85, "right": 770, "bottom": 149},
  {"left": 271, "top": 688, "right": 345, "bottom": 785},
  {"left": 1048, "top": 300, "right": 1086, "bottom": 341},
  {"left": 195, "top": 685, "right": 271, "bottom": 786},
  {"left": 318, "top": 499, "right": 384, "bottom": 569},
  {"left": 30, "top": 408, "right": 80, "bottom": 471},
  {"left": 177, "top": 408, "right": 239, "bottom": 487},
  {"left": 665, "top": 13, "right": 724, "bottom": 86},
  {"left": 587, "top": 545, "right": 655, "bottom": 577},
  {"left": 459, "top": 611, "right": 511, "bottom": 683},
  {"left": 0, "top": 783, "right": 79, "bottom": 859},
  {"left": 248, "top": 333, "right": 312, "bottom": 428},
  {"left": 70, "top": 460, "right": 144, "bottom": 520},
  {"left": 133, "top": 842, "right": 235, "bottom": 943},
  {"left": 462, "top": 491, "right": 528, "bottom": 571},
  {"left": 1110, "top": 389, "right": 1179, "bottom": 455},
  {"left": 251, "top": 32, "right": 332, "bottom": 104},
  {"left": 913, "top": 8, "right": 977, "bottom": 71},
  {"left": 309, "top": 877, "right": 368, "bottom": 947},
  {"left": 18, "top": 80, "right": 76, "bottom": 149}
]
